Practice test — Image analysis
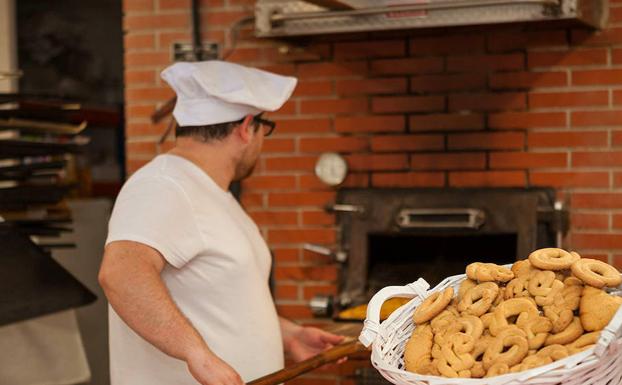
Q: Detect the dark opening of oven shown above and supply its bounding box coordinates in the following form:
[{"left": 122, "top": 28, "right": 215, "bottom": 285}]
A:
[{"left": 366, "top": 232, "right": 517, "bottom": 293}]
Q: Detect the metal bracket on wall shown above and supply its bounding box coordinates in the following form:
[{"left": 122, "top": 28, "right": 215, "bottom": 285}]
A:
[{"left": 172, "top": 42, "right": 220, "bottom": 62}]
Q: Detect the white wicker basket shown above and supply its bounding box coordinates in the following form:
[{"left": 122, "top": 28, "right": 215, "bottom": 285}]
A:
[{"left": 359, "top": 270, "right": 622, "bottom": 385}]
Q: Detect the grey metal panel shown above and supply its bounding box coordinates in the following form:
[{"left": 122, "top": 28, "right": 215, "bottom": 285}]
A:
[{"left": 255, "top": 0, "right": 607, "bottom": 37}]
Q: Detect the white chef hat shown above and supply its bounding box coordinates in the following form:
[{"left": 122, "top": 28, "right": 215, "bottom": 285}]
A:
[{"left": 161, "top": 60, "right": 298, "bottom": 127}]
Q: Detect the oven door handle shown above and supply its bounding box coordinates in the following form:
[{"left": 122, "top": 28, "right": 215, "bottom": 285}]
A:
[{"left": 396, "top": 208, "right": 486, "bottom": 229}]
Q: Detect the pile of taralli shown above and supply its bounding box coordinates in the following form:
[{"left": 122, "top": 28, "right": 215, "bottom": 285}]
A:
[{"left": 403, "top": 248, "right": 622, "bottom": 379}]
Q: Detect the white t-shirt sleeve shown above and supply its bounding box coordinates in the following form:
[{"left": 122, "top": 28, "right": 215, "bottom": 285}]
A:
[{"left": 106, "top": 175, "right": 204, "bottom": 268}]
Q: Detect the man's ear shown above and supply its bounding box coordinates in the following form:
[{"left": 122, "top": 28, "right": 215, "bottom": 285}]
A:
[{"left": 237, "top": 114, "right": 255, "bottom": 144}]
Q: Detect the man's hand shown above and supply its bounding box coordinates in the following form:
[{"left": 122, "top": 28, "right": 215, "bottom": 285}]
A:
[
  {"left": 186, "top": 348, "right": 244, "bottom": 385},
  {"left": 284, "top": 324, "right": 345, "bottom": 362}
]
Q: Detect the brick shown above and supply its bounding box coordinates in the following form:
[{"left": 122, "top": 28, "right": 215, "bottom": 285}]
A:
[
  {"left": 124, "top": 14, "right": 189, "bottom": 30},
  {"left": 528, "top": 91, "right": 608, "bottom": 108},
  {"left": 345, "top": 154, "right": 409, "bottom": 171},
  {"left": 615, "top": 132, "right": 622, "bottom": 146},
  {"left": 410, "top": 73, "right": 486, "bottom": 93},
  {"left": 126, "top": 141, "right": 157, "bottom": 155},
  {"left": 334, "top": 40, "right": 405, "bottom": 59},
  {"left": 123, "top": 0, "right": 154, "bottom": 12},
  {"left": 269, "top": 192, "right": 335, "bottom": 207},
  {"left": 226, "top": 47, "right": 262, "bottom": 62},
  {"left": 448, "top": 132, "right": 525, "bottom": 150},
  {"left": 572, "top": 234, "right": 622, "bottom": 250},
  {"left": 157, "top": 31, "right": 191, "bottom": 50},
  {"left": 203, "top": 11, "right": 253, "bottom": 26},
  {"left": 299, "top": 137, "right": 368, "bottom": 153},
  {"left": 277, "top": 118, "right": 331, "bottom": 133},
  {"left": 265, "top": 156, "right": 317, "bottom": 171},
  {"left": 248, "top": 211, "right": 298, "bottom": 226},
  {"left": 257, "top": 64, "right": 297, "bottom": 77},
  {"left": 616, "top": 172, "right": 622, "bottom": 188},
  {"left": 490, "top": 152, "right": 567, "bottom": 169},
  {"left": 269, "top": 229, "right": 336, "bottom": 244},
  {"left": 527, "top": 49, "right": 608, "bottom": 68},
  {"left": 302, "top": 211, "right": 335, "bottom": 226},
  {"left": 611, "top": 6, "right": 622, "bottom": 22},
  {"left": 446, "top": 53, "right": 524, "bottom": 72},
  {"left": 449, "top": 171, "right": 526, "bottom": 187},
  {"left": 410, "top": 34, "right": 485, "bottom": 55},
  {"left": 125, "top": 69, "right": 156, "bottom": 84},
  {"left": 573, "top": 152, "right": 622, "bottom": 167},
  {"left": 297, "top": 62, "right": 367, "bottom": 78},
  {"left": 125, "top": 52, "right": 171, "bottom": 67},
  {"left": 410, "top": 153, "right": 486, "bottom": 170},
  {"left": 370, "top": 134, "right": 444, "bottom": 152},
  {"left": 275, "top": 284, "right": 298, "bottom": 300},
  {"left": 300, "top": 98, "right": 368, "bottom": 115},
  {"left": 276, "top": 305, "right": 313, "bottom": 319},
  {"left": 265, "top": 44, "right": 331, "bottom": 63},
  {"left": 126, "top": 86, "right": 175, "bottom": 101},
  {"left": 372, "top": 172, "right": 445, "bottom": 187},
  {"left": 572, "top": 193, "right": 622, "bottom": 208},
  {"left": 126, "top": 103, "right": 157, "bottom": 118},
  {"left": 158, "top": 0, "right": 189, "bottom": 9},
  {"left": 274, "top": 266, "right": 338, "bottom": 281},
  {"left": 126, "top": 158, "right": 149, "bottom": 175},
  {"left": 409, "top": 113, "right": 484, "bottom": 132},
  {"left": 240, "top": 192, "right": 264, "bottom": 209},
  {"left": 572, "top": 69, "right": 622, "bottom": 86},
  {"left": 528, "top": 131, "right": 608, "bottom": 148},
  {"left": 487, "top": 30, "right": 567, "bottom": 52},
  {"left": 615, "top": 255, "right": 622, "bottom": 271},
  {"left": 272, "top": 248, "right": 299, "bottom": 263},
  {"left": 614, "top": 49, "right": 622, "bottom": 65},
  {"left": 372, "top": 95, "right": 445, "bottom": 113},
  {"left": 615, "top": 90, "right": 622, "bottom": 106},
  {"left": 273, "top": 100, "right": 296, "bottom": 116},
  {"left": 370, "top": 57, "right": 444, "bottom": 75},
  {"left": 572, "top": 111, "right": 622, "bottom": 127},
  {"left": 126, "top": 121, "right": 169, "bottom": 135},
  {"left": 614, "top": 214, "right": 622, "bottom": 229},
  {"left": 488, "top": 112, "right": 566, "bottom": 129},
  {"left": 571, "top": 28, "right": 622, "bottom": 46},
  {"left": 303, "top": 284, "right": 337, "bottom": 300},
  {"left": 242, "top": 175, "right": 297, "bottom": 190},
  {"left": 298, "top": 173, "right": 369, "bottom": 190},
  {"left": 530, "top": 171, "right": 609, "bottom": 188},
  {"left": 335, "top": 115, "right": 405, "bottom": 133},
  {"left": 449, "top": 92, "right": 526, "bottom": 112},
  {"left": 292, "top": 80, "right": 333, "bottom": 97},
  {"left": 490, "top": 71, "right": 568, "bottom": 90},
  {"left": 336, "top": 78, "right": 407, "bottom": 95},
  {"left": 262, "top": 138, "right": 295, "bottom": 153},
  {"left": 124, "top": 34, "right": 155, "bottom": 50},
  {"left": 572, "top": 213, "right": 609, "bottom": 230}
]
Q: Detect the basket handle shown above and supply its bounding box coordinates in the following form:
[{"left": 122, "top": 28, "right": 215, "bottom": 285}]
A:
[
  {"left": 594, "top": 296, "right": 622, "bottom": 356},
  {"left": 359, "top": 278, "right": 429, "bottom": 348}
]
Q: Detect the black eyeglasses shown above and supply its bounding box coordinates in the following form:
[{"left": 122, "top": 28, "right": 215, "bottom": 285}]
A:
[{"left": 253, "top": 115, "right": 276, "bottom": 137}]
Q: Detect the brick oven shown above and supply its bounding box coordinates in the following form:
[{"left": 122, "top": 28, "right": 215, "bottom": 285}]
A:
[{"left": 122, "top": 0, "right": 622, "bottom": 383}]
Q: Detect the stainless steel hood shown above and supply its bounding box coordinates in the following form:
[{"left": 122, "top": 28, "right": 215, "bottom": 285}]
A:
[{"left": 255, "top": 0, "right": 608, "bottom": 38}]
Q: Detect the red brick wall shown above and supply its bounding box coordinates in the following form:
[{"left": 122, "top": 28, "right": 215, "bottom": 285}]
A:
[{"left": 122, "top": 0, "right": 622, "bottom": 382}]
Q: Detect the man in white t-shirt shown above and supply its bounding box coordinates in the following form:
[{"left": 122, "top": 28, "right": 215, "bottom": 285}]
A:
[{"left": 98, "top": 61, "right": 344, "bottom": 385}]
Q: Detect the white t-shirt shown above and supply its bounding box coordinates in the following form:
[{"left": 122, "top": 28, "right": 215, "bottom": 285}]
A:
[{"left": 105, "top": 154, "right": 283, "bottom": 385}]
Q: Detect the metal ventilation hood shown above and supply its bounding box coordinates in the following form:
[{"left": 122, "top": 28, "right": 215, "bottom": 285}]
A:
[{"left": 255, "top": 0, "right": 608, "bottom": 38}]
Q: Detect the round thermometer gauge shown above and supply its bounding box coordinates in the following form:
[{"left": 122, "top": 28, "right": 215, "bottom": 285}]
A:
[{"left": 314, "top": 152, "right": 348, "bottom": 186}]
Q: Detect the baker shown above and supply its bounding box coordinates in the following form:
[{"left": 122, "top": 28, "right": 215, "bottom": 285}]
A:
[{"left": 98, "top": 61, "right": 344, "bottom": 385}]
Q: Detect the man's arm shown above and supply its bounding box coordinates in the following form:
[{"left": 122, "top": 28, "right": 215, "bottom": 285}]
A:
[{"left": 98, "top": 240, "right": 243, "bottom": 385}]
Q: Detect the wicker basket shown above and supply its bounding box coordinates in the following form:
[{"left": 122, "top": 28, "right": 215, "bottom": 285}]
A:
[{"left": 358, "top": 269, "right": 622, "bottom": 385}]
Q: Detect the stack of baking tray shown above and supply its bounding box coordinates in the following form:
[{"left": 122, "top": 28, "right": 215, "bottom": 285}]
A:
[{"left": 0, "top": 94, "right": 96, "bottom": 325}]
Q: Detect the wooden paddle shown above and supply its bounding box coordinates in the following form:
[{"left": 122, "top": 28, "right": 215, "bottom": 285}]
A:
[{"left": 247, "top": 338, "right": 367, "bottom": 385}]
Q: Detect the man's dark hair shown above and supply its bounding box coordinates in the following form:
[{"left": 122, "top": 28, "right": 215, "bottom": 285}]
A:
[
  {"left": 176, "top": 115, "right": 261, "bottom": 142},
  {"left": 176, "top": 120, "right": 242, "bottom": 142}
]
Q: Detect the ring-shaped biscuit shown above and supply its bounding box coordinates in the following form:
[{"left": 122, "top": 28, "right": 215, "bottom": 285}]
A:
[
  {"left": 545, "top": 316, "right": 583, "bottom": 346},
  {"left": 458, "top": 282, "right": 499, "bottom": 317},
  {"left": 490, "top": 298, "right": 539, "bottom": 336},
  {"left": 571, "top": 258, "right": 622, "bottom": 288},
  {"left": 413, "top": 287, "right": 454, "bottom": 324},
  {"left": 483, "top": 326, "right": 529, "bottom": 370},
  {"left": 528, "top": 248, "right": 580, "bottom": 271}
]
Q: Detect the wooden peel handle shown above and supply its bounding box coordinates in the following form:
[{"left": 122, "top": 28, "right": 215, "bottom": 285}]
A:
[{"left": 247, "top": 339, "right": 366, "bottom": 385}]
